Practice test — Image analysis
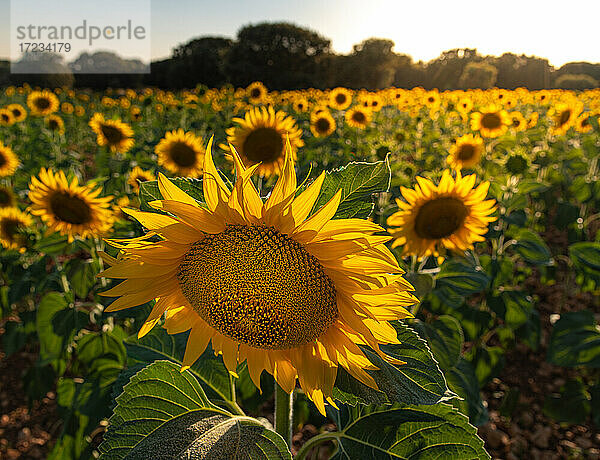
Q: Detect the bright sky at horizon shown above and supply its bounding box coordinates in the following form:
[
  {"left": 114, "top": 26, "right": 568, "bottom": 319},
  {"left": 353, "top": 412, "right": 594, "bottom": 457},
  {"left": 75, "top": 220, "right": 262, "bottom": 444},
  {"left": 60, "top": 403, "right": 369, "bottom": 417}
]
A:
[{"left": 0, "top": 0, "right": 598, "bottom": 67}]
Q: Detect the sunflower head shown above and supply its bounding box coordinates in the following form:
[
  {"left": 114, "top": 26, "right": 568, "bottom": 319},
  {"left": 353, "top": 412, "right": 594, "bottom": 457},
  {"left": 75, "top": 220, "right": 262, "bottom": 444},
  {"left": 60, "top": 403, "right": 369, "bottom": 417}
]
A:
[
  {"left": 0, "top": 109, "right": 14, "bottom": 126},
  {"left": 222, "top": 106, "right": 303, "bottom": 177},
  {"left": 7, "top": 104, "right": 27, "bottom": 122},
  {"left": 505, "top": 153, "right": 529, "bottom": 175},
  {"left": 329, "top": 88, "right": 352, "bottom": 110},
  {"left": 28, "top": 168, "right": 114, "bottom": 242},
  {"left": 470, "top": 105, "right": 510, "bottom": 138},
  {"left": 127, "top": 166, "right": 156, "bottom": 193},
  {"left": 548, "top": 102, "right": 582, "bottom": 136},
  {"left": 246, "top": 82, "right": 268, "bottom": 104},
  {"left": 0, "top": 186, "right": 16, "bottom": 208},
  {"left": 61, "top": 102, "right": 74, "bottom": 114},
  {"left": 99, "top": 141, "right": 416, "bottom": 414},
  {"left": 0, "top": 142, "right": 20, "bottom": 177},
  {"left": 387, "top": 170, "right": 497, "bottom": 257},
  {"left": 447, "top": 134, "right": 484, "bottom": 170},
  {"left": 156, "top": 129, "right": 205, "bottom": 178},
  {"left": 0, "top": 207, "right": 32, "bottom": 252},
  {"left": 310, "top": 112, "right": 336, "bottom": 137},
  {"left": 509, "top": 111, "right": 527, "bottom": 132},
  {"left": 89, "top": 113, "right": 135, "bottom": 153},
  {"left": 45, "top": 114, "right": 65, "bottom": 134},
  {"left": 27, "top": 90, "right": 59, "bottom": 116},
  {"left": 575, "top": 113, "right": 593, "bottom": 133},
  {"left": 345, "top": 107, "right": 372, "bottom": 129}
]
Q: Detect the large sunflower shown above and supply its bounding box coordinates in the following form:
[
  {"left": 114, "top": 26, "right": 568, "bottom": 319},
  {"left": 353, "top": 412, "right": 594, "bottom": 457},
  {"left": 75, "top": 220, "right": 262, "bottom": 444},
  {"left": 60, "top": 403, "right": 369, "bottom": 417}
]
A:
[
  {"left": 0, "top": 207, "right": 32, "bottom": 252},
  {"left": 310, "top": 111, "right": 336, "bottom": 137},
  {"left": 447, "top": 134, "right": 484, "bottom": 170},
  {"left": 0, "top": 141, "right": 20, "bottom": 177},
  {"left": 89, "top": 113, "right": 135, "bottom": 153},
  {"left": 387, "top": 170, "right": 497, "bottom": 257},
  {"left": 329, "top": 87, "right": 352, "bottom": 110},
  {"left": 99, "top": 142, "right": 416, "bottom": 414},
  {"left": 127, "top": 166, "right": 156, "bottom": 193},
  {"left": 470, "top": 105, "right": 510, "bottom": 138},
  {"left": 222, "top": 106, "right": 304, "bottom": 177},
  {"left": 28, "top": 168, "right": 114, "bottom": 242},
  {"left": 7, "top": 103, "right": 27, "bottom": 122},
  {"left": 27, "top": 90, "right": 59, "bottom": 116},
  {"left": 156, "top": 129, "right": 205, "bottom": 178},
  {"left": 345, "top": 107, "right": 372, "bottom": 129}
]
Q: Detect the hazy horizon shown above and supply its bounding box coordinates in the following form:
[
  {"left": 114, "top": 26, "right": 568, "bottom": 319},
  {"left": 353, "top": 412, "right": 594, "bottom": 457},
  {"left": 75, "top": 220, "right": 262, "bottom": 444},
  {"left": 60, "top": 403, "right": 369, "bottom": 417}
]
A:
[{"left": 1, "top": 0, "right": 598, "bottom": 68}]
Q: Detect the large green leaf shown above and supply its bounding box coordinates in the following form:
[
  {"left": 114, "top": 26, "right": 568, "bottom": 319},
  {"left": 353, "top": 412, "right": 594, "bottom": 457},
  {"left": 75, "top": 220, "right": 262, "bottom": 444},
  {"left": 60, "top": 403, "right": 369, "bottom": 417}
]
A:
[
  {"left": 333, "top": 320, "right": 450, "bottom": 406},
  {"left": 124, "top": 326, "right": 234, "bottom": 402},
  {"left": 467, "top": 345, "right": 505, "bottom": 387},
  {"left": 36, "top": 292, "right": 87, "bottom": 374},
  {"left": 329, "top": 403, "right": 490, "bottom": 459},
  {"left": 570, "top": 242, "right": 600, "bottom": 281},
  {"left": 99, "top": 360, "right": 291, "bottom": 460},
  {"left": 311, "top": 157, "right": 391, "bottom": 219},
  {"left": 415, "top": 316, "right": 463, "bottom": 371},
  {"left": 445, "top": 358, "right": 488, "bottom": 426},
  {"left": 509, "top": 228, "right": 552, "bottom": 265},
  {"left": 547, "top": 310, "right": 600, "bottom": 368},
  {"left": 543, "top": 378, "right": 590, "bottom": 424},
  {"left": 435, "top": 260, "right": 489, "bottom": 296}
]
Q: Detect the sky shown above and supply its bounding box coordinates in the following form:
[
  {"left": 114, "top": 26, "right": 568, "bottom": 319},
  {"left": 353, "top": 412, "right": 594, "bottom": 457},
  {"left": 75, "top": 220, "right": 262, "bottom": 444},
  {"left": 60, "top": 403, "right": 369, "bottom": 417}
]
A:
[{"left": 0, "top": 0, "right": 599, "bottom": 67}]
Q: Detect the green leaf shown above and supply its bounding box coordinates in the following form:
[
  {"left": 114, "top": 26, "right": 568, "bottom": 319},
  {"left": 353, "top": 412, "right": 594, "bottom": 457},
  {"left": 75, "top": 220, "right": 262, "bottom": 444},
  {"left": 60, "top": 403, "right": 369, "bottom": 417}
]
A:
[
  {"left": 435, "top": 260, "right": 489, "bottom": 296},
  {"left": 547, "top": 310, "right": 600, "bottom": 368},
  {"left": 467, "top": 345, "right": 505, "bottom": 387},
  {"left": 139, "top": 177, "right": 205, "bottom": 212},
  {"left": 543, "top": 378, "right": 590, "bottom": 424},
  {"left": 37, "top": 292, "right": 84, "bottom": 374},
  {"left": 517, "top": 179, "right": 549, "bottom": 195},
  {"left": 67, "top": 258, "right": 99, "bottom": 299},
  {"left": 333, "top": 320, "right": 450, "bottom": 406},
  {"left": 311, "top": 157, "right": 390, "bottom": 219},
  {"left": 570, "top": 242, "right": 600, "bottom": 279},
  {"left": 99, "top": 361, "right": 291, "bottom": 460},
  {"left": 445, "top": 358, "right": 488, "bottom": 426},
  {"left": 330, "top": 403, "right": 490, "bottom": 459},
  {"left": 415, "top": 316, "right": 464, "bottom": 371},
  {"left": 502, "top": 290, "right": 534, "bottom": 330},
  {"left": 124, "top": 326, "right": 233, "bottom": 402},
  {"left": 34, "top": 233, "right": 69, "bottom": 255},
  {"left": 509, "top": 228, "right": 552, "bottom": 265},
  {"left": 405, "top": 272, "right": 434, "bottom": 300}
]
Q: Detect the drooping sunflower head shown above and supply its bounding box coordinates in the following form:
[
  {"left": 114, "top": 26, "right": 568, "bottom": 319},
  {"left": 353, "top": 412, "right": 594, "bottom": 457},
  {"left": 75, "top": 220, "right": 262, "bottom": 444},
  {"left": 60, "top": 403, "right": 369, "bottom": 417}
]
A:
[
  {"left": 310, "top": 112, "right": 336, "bottom": 138},
  {"left": 0, "top": 142, "right": 20, "bottom": 177},
  {"left": 447, "top": 134, "right": 484, "bottom": 170},
  {"left": 387, "top": 170, "right": 497, "bottom": 257},
  {"left": 329, "top": 87, "right": 352, "bottom": 110},
  {"left": 89, "top": 113, "right": 135, "bottom": 153},
  {"left": 7, "top": 104, "right": 27, "bottom": 122},
  {"left": 28, "top": 168, "right": 114, "bottom": 242},
  {"left": 345, "top": 107, "right": 372, "bottom": 129},
  {"left": 0, "top": 207, "right": 32, "bottom": 252},
  {"left": 222, "top": 106, "right": 303, "bottom": 177},
  {"left": 45, "top": 114, "right": 65, "bottom": 134},
  {"left": 27, "top": 90, "right": 59, "bottom": 116},
  {"left": 470, "top": 105, "right": 510, "bottom": 138},
  {"left": 0, "top": 186, "right": 16, "bottom": 208},
  {"left": 246, "top": 81, "right": 268, "bottom": 104},
  {"left": 0, "top": 108, "right": 14, "bottom": 126},
  {"left": 127, "top": 166, "right": 156, "bottom": 193},
  {"left": 155, "top": 129, "right": 205, "bottom": 178},
  {"left": 99, "top": 141, "right": 416, "bottom": 414}
]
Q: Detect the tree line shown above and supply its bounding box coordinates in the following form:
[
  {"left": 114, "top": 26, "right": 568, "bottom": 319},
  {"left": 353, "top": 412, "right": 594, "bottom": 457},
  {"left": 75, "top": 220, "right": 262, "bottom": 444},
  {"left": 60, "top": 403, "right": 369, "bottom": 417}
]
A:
[{"left": 1, "top": 22, "right": 599, "bottom": 90}]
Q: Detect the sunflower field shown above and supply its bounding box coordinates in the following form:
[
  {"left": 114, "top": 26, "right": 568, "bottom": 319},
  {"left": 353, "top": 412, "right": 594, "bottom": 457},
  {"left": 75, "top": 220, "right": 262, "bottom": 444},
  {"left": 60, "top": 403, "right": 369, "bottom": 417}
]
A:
[{"left": 0, "top": 82, "right": 599, "bottom": 459}]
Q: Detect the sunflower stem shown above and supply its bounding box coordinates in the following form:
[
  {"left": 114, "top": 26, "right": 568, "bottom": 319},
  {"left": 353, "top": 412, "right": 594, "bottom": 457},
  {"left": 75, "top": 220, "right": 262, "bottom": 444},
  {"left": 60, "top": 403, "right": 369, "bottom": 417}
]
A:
[{"left": 274, "top": 383, "right": 293, "bottom": 447}]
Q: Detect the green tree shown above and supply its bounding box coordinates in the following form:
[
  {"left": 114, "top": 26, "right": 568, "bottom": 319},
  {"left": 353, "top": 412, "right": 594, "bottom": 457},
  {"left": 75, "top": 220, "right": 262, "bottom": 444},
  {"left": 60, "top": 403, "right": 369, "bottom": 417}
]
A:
[
  {"left": 555, "top": 73, "right": 598, "bottom": 90},
  {"left": 225, "top": 22, "right": 331, "bottom": 89},
  {"left": 458, "top": 61, "right": 498, "bottom": 89}
]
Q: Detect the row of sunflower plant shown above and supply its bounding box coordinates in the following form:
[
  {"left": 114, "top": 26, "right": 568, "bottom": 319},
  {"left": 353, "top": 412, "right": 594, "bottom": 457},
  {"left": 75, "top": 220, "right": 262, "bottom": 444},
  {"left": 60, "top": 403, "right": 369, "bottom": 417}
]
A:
[{"left": 0, "top": 82, "right": 599, "bottom": 459}]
